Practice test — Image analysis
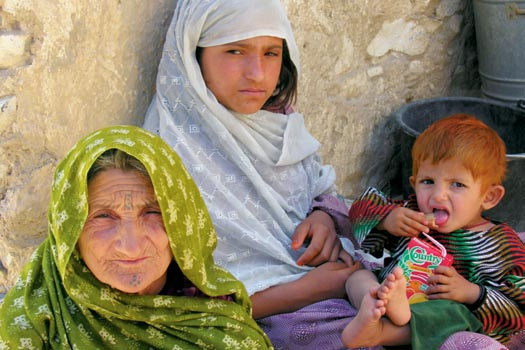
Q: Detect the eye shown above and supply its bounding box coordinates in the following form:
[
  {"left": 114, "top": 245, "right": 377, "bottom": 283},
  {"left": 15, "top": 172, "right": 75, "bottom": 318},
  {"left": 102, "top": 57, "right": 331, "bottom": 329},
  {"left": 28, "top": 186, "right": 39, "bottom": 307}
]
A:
[
  {"left": 452, "top": 182, "right": 466, "bottom": 188},
  {"left": 421, "top": 179, "right": 434, "bottom": 185},
  {"left": 93, "top": 211, "right": 114, "bottom": 219},
  {"left": 226, "top": 49, "right": 242, "bottom": 55},
  {"left": 146, "top": 210, "right": 162, "bottom": 215},
  {"left": 144, "top": 207, "right": 162, "bottom": 216},
  {"left": 265, "top": 50, "right": 280, "bottom": 57},
  {"left": 143, "top": 207, "right": 164, "bottom": 225}
]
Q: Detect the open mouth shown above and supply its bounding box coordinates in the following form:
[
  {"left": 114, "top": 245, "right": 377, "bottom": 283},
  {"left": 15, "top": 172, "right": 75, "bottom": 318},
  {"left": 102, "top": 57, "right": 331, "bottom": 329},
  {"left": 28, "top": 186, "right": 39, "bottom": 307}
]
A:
[{"left": 432, "top": 208, "right": 449, "bottom": 226}]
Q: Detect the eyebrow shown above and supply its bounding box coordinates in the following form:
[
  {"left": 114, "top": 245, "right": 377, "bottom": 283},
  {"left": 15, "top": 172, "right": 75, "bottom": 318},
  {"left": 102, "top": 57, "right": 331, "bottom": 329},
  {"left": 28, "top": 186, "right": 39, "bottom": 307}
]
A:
[
  {"left": 225, "top": 41, "right": 283, "bottom": 50},
  {"left": 89, "top": 192, "right": 160, "bottom": 210}
]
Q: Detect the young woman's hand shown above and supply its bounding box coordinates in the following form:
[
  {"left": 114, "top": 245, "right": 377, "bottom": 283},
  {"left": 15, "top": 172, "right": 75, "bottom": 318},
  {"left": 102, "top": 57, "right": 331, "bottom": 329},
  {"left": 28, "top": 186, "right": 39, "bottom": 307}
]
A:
[
  {"left": 426, "top": 265, "right": 482, "bottom": 304},
  {"left": 292, "top": 210, "right": 342, "bottom": 266},
  {"left": 377, "top": 207, "right": 434, "bottom": 237}
]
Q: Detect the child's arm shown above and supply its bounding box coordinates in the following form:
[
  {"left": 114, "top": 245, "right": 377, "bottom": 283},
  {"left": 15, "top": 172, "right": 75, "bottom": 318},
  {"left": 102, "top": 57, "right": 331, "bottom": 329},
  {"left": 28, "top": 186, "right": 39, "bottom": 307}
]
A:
[
  {"left": 348, "top": 187, "right": 400, "bottom": 243},
  {"left": 428, "top": 267, "right": 525, "bottom": 342},
  {"left": 426, "top": 265, "right": 485, "bottom": 305},
  {"left": 349, "top": 187, "right": 434, "bottom": 255},
  {"left": 471, "top": 225, "right": 525, "bottom": 341},
  {"left": 378, "top": 206, "right": 436, "bottom": 237},
  {"left": 428, "top": 224, "right": 525, "bottom": 342}
]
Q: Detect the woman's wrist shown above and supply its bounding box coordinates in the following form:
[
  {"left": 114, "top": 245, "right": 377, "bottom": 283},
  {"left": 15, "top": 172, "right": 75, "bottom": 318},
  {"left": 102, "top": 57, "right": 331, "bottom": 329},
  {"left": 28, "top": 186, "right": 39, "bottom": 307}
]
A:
[{"left": 310, "top": 194, "right": 350, "bottom": 235}]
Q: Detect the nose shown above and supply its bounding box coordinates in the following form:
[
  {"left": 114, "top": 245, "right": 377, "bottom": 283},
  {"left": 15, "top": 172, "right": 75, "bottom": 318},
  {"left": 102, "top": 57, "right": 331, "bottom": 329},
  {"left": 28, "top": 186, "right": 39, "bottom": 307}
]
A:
[
  {"left": 432, "top": 184, "right": 449, "bottom": 202},
  {"left": 116, "top": 219, "right": 144, "bottom": 257},
  {"left": 244, "top": 55, "right": 264, "bottom": 82}
]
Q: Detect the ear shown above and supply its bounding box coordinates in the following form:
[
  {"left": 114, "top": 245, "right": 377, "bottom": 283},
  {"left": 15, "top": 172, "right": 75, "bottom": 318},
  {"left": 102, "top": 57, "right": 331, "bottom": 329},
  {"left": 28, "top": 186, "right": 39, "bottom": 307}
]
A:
[
  {"left": 409, "top": 176, "right": 415, "bottom": 190},
  {"left": 481, "top": 185, "right": 505, "bottom": 211}
]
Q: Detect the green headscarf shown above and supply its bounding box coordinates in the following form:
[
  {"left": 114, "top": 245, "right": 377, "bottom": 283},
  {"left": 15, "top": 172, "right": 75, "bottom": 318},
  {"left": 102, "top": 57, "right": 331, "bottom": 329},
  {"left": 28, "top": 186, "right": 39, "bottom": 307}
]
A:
[{"left": 0, "top": 126, "right": 272, "bottom": 349}]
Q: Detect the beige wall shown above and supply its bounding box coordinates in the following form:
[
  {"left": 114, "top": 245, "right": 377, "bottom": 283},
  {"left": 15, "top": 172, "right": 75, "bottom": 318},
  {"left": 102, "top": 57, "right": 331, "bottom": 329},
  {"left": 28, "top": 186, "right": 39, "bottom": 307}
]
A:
[{"left": 0, "top": 0, "right": 479, "bottom": 292}]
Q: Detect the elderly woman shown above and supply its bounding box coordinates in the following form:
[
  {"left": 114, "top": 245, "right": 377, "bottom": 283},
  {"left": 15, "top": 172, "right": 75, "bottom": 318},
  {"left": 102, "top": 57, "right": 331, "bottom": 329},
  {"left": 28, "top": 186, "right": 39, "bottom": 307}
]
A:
[{"left": 0, "top": 126, "right": 272, "bottom": 349}]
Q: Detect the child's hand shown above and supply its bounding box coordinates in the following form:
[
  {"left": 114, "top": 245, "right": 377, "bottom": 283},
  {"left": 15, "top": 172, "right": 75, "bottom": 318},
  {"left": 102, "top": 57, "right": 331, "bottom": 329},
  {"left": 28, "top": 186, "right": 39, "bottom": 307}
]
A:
[
  {"left": 426, "top": 266, "right": 481, "bottom": 304},
  {"left": 424, "top": 213, "right": 439, "bottom": 230},
  {"left": 377, "top": 207, "right": 433, "bottom": 237}
]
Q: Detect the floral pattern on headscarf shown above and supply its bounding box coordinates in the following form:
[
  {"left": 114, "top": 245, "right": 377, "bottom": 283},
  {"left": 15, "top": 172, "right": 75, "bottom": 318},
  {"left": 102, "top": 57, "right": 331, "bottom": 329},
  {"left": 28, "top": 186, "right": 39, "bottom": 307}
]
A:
[{"left": 0, "top": 125, "right": 272, "bottom": 349}]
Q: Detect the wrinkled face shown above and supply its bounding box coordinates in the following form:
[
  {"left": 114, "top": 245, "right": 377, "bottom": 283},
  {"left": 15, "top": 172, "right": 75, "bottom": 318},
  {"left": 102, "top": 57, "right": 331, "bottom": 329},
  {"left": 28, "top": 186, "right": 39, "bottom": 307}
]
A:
[
  {"left": 78, "top": 169, "right": 172, "bottom": 295},
  {"left": 410, "top": 158, "right": 488, "bottom": 233},
  {"left": 200, "top": 36, "right": 283, "bottom": 114}
]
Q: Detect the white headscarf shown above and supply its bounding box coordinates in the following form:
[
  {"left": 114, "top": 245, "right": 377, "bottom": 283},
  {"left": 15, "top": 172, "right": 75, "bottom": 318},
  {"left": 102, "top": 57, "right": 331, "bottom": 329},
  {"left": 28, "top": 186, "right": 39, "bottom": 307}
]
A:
[{"left": 144, "top": 0, "right": 339, "bottom": 294}]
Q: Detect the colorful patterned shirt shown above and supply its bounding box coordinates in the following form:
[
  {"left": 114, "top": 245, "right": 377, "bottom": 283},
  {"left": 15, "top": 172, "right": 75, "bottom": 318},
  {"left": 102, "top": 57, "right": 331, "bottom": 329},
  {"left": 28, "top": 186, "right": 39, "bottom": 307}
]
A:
[{"left": 349, "top": 187, "right": 525, "bottom": 343}]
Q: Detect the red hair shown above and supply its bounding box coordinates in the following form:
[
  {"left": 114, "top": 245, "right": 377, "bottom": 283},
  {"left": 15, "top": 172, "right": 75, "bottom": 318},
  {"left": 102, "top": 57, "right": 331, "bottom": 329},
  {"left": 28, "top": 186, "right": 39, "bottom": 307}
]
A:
[{"left": 411, "top": 113, "right": 507, "bottom": 191}]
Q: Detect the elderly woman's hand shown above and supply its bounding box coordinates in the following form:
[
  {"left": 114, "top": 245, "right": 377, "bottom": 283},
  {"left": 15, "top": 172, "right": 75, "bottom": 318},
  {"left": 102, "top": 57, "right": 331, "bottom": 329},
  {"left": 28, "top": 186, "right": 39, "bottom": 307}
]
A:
[{"left": 292, "top": 210, "right": 344, "bottom": 267}]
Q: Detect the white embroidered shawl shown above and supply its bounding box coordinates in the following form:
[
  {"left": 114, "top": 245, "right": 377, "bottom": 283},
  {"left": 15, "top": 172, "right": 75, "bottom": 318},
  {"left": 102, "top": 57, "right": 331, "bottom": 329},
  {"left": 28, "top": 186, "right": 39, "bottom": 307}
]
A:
[{"left": 143, "top": 0, "right": 342, "bottom": 294}]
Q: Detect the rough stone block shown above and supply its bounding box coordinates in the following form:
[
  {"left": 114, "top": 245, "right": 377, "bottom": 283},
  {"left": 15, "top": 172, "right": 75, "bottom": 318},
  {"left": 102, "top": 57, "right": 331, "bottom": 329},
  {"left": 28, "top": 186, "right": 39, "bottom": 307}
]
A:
[
  {"left": 0, "top": 32, "right": 30, "bottom": 69},
  {"left": 0, "top": 95, "right": 17, "bottom": 132}
]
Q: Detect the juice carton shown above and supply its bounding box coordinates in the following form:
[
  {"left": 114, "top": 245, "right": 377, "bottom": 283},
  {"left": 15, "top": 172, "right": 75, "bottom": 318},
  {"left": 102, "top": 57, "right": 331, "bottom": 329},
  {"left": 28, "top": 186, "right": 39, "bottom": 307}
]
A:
[{"left": 397, "top": 232, "right": 453, "bottom": 304}]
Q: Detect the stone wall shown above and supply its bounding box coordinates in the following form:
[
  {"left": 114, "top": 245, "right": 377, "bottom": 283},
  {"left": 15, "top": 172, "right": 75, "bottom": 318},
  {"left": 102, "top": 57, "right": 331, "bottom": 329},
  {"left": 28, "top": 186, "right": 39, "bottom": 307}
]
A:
[
  {"left": 284, "top": 0, "right": 479, "bottom": 195},
  {"left": 0, "top": 0, "right": 480, "bottom": 292}
]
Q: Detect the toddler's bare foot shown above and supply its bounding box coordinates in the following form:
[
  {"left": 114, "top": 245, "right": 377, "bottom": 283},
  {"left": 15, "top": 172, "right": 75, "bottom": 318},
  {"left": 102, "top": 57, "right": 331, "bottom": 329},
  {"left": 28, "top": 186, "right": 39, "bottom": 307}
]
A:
[
  {"left": 342, "top": 287, "right": 386, "bottom": 348},
  {"left": 377, "top": 266, "right": 411, "bottom": 326}
]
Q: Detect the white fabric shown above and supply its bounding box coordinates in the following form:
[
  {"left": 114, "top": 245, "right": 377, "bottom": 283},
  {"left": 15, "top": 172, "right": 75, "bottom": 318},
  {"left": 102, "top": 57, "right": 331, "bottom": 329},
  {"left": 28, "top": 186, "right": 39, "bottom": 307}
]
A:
[{"left": 143, "top": 0, "right": 343, "bottom": 295}]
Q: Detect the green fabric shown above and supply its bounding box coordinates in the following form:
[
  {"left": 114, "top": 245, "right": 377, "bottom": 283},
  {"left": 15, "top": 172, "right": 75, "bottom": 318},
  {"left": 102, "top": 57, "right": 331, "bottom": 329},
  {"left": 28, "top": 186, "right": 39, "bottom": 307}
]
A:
[
  {"left": 0, "top": 126, "right": 272, "bottom": 349},
  {"left": 410, "top": 300, "right": 484, "bottom": 350}
]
